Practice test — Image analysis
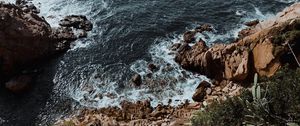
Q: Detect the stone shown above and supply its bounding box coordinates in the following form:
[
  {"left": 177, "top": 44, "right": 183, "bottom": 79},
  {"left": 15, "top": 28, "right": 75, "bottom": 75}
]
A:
[
  {"left": 131, "top": 74, "right": 142, "bottom": 86},
  {"left": 0, "top": 2, "right": 92, "bottom": 85},
  {"left": 195, "top": 24, "right": 213, "bottom": 33},
  {"left": 192, "top": 81, "right": 211, "bottom": 102},
  {"left": 148, "top": 63, "right": 158, "bottom": 71},
  {"left": 59, "top": 15, "right": 93, "bottom": 31},
  {"left": 244, "top": 19, "right": 259, "bottom": 27},
  {"left": 170, "top": 43, "right": 181, "bottom": 51},
  {"left": 206, "top": 88, "right": 212, "bottom": 95},
  {"left": 183, "top": 31, "right": 196, "bottom": 43}
]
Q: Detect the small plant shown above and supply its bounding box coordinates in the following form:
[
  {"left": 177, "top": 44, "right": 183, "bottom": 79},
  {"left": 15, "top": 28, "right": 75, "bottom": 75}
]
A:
[
  {"left": 191, "top": 66, "right": 300, "bottom": 126},
  {"left": 252, "top": 73, "right": 261, "bottom": 100}
]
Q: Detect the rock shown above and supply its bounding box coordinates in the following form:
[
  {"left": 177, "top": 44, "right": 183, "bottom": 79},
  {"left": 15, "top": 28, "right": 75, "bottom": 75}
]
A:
[
  {"left": 206, "top": 88, "right": 212, "bottom": 95},
  {"left": 175, "top": 4, "right": 300, "bottom": 82},
  {"left": 238, "top": 28, "right": 252, "bottom": 39},
  {"left": 192, "top": 81, "right": 211, "bottom": 102},
  {"left": 5, "top": 75, "right": 32, "bottom": 93},
  {"left": 148, "top": 63, "right": 158, "bottom": 71},
  {"left": 170, "top": 43, "right": 181, "bottom": 51},
  {"left": 252, "top": 39, "right": 279, "bottom": 77},
  {"left": 0, "top": 3, "right": 92, "bottom": 89},
  {"left": 78, "top": 31, "right": 88, "bottom": 38},
  {"left": 195, "top": 24, "right": 213, "bottom": 33},
  {"left": 131, "top": 74, "right": 142, "bottom": 86},
  {"left": 183, "top": 31, "right": 196, "bottom": 43},
  {"left": 59, "top": 15, "right": 93, "bottom": 31},
  {"left": 244, "top": 19, "right": 259, "bottom": 27}
]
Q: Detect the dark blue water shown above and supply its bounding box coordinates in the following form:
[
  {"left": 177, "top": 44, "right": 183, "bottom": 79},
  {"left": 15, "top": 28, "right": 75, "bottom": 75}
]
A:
[{"left": 0, "top": 0, "right": 297, "bottom": 125}]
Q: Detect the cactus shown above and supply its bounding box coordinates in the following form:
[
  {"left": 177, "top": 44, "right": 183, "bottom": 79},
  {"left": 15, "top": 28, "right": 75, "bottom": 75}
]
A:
[{"left": 252, "top": 73, "right": 261, "bottom": 100}]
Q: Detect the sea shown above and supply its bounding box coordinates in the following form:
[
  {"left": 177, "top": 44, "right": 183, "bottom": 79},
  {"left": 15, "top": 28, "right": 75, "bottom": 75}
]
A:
[{"left": 0, "top": 0, "right": 298, "bottom": 125}]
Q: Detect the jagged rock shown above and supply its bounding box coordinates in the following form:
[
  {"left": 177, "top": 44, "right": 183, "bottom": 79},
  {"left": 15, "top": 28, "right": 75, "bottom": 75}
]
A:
[
  {"left": 244, "top": 19, "right": 259, "bottom": 27},
  {"left": 195, "top": 24, "right": 213, "bottom": 33},
  {"left": 148, "top": 63, "right": 158, "bottom": 71},
  {"left": 192, "top": 81, "right": 211, "bottom": 102},
  {"left": 59, "top": 15, "right": 93, "bottom": 31},
  {"left": 175, "top": 3, "right": 300, "bottom": 82},
  {"left": 131, "top": 74, "right": 142, "bottom": 86},
  {"left": 170, "top": 43, "right": 181, "bottom": 51},
  {"left": 0, "top": 2, "right": 92, "bottom": 90},
  {"left": 183, "top": 31, "right": 196, "bottom": 43}
]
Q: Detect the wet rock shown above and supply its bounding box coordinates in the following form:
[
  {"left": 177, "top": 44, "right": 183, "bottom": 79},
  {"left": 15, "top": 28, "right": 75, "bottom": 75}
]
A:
[
  {"left": 170, "top": 43, "right": 181, "bottom": 51},
  {"left": 195, "top": 24, "right": 213, "bottom": 33},
  {"left": 131, "top": 74, "right": 142, "bottom": 86},
  {"left": 78, "top": 31, "right": 88, "bottom": 38},
  {"left": 192, "top": 81, "right": 211, "bottom": 102},
  {"left": 244, "top": 19, "right": 259, "bottom": 27},
  {"left": 5, "top": 75, "right": 32, "bottom": 93},
  {"left": 183, "top": 31, "right": 196, "bottom": 43},
  {"left": 238, "top": 28, "right": 252, "bottom": 39},
  {"left": 148, "top": 63, "right": 158, "bottom": 71},
  {"left": 59, "top": 15, "right": 93, "bottom": 31},
  {"left": 0, "top": 2, "right": 92, "bottom": 89}
]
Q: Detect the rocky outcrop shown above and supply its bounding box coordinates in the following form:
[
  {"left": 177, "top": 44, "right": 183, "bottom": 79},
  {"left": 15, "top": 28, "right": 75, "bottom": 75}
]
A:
[
  {"left": 55, "top": 100, "right": 198, "bottom": 126},
  {"left": 175, "top": 3, "right": 300, "bottom": 83},
  {"left": 0, "top": 2, "right": 92, "bottom": 92}
]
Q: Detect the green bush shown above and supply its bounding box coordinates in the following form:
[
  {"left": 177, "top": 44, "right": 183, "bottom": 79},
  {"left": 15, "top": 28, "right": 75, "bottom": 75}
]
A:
[{"left": 191, "top": 67, "right": 300, "bottom": 126}]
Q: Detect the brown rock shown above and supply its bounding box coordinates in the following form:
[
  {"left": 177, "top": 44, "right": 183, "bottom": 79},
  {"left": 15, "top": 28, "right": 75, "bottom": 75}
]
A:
[
  {"left": 192, "top": 81, "right": 211, "bottom": 102},
  {"left": 131, "top": 74, "right": 142, "bottom": 86},
  {"left": 0, "top": 3, "right": 92, "bottom": 84},
  {"left": 195, "top": 24, "right": 213, "bottom": 33},
  {"left": 244, "top": 19, "right": 259, "bottom": 27},
  {"left": 170, "top": 43, "right": 181, "bottom": 51},
  {"left": 253, "top": 39, "right": 280, "bottom": 77},
  {"left": 148, "top": 63, "right": 158, "bottom": 71},
  {"left": 183, "top": 31, "right": 196, "bottom": 43}
]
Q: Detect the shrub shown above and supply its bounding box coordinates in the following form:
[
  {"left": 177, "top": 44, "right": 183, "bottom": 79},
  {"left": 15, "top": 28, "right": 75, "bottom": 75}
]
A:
[{"left": 191, "top": 66, "right": 300, "bottom": 126}]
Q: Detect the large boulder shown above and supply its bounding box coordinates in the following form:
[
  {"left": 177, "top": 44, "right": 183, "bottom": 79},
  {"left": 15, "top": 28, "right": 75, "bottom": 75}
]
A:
[
  {"left": 0, "top": 3, "right": 92, "bottom": 88},
  {"left": 192, "top": 81, "right": 211, "bottom": 102}
]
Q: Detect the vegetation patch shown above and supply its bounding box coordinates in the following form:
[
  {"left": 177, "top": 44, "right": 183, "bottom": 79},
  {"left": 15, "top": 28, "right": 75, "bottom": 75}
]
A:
[{"left": 191, "top": 66, "right": 300, "bottom": 126}]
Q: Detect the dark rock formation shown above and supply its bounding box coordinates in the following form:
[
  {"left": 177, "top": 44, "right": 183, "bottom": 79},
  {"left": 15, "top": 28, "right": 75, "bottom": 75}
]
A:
[
  {"left": 192, "top": 81, "right": 211, "bottom": 102},
  {"left": 131, "top": 74, "right": 142, "bottom": 86},
  {"left": 244, "top": 19, "right": 259, "bottom": 27},
  {"left": 0, "top": 2, "right": 92, "bottom": 91},
  {"left": 59, "top": 15, "right": 93, "bottom": 31},
  {"left": 148, "top": 63, "right": 158, "bottom": 71}
]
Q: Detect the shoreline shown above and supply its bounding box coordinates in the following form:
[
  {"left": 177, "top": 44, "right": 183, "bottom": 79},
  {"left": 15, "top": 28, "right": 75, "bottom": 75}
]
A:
[{"left": 55, "top": 2, "right": 300, "bottom": 126}]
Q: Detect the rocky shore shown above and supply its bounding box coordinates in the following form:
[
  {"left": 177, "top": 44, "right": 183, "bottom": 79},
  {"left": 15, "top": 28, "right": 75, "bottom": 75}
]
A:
[
  {"left": 0, "top": 1, "right": 92, "bottom": 93},
  {"left": 1, "top": 0, "right": 300, "bottom": 125},
  {"left": 55, "top": 2, "right": 300, "bottom": 126}
]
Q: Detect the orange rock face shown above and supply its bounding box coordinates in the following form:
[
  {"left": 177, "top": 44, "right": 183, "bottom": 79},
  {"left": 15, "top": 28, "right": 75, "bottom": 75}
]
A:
[{"left": 175, "top": 3, "right": 300, "bottom": 82}]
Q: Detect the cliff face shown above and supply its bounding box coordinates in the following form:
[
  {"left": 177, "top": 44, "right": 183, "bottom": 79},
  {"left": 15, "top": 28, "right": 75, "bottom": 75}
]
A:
[
  {"left": 0, "top": 2, "right": 92, "bottom": 92},
  {"left": 175, "top": 3, "right": 300, "bottom": 82}
]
